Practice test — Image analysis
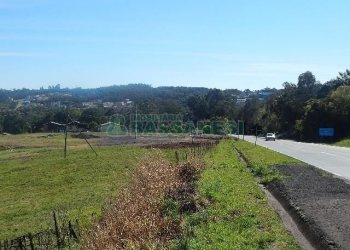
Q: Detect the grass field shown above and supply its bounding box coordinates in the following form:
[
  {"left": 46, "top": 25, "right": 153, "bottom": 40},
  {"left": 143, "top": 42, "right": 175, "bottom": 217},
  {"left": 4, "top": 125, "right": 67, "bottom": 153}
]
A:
[
  {"left": 182, "top": 140, "right": 300, "bottom": 249},
  {"left": 1, "top": 134, "right": 302, "bottom": 248},
  {"left": 0, "top": 133, "right": 83, "bottom": 150},
  {"left": 0, "top": 133, "right": 152, "bottom": 240}
]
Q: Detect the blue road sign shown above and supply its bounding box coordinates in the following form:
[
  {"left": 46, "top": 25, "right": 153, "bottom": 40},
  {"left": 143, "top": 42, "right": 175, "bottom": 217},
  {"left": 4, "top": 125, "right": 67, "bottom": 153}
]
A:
[{"left": 319, "top": 128, "right": 334, "bottom": 137}]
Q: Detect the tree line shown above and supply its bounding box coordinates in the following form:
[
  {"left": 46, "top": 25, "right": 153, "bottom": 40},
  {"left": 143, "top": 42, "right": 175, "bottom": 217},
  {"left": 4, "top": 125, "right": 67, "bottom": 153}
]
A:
[
  {"left": 0, "top": 85, "right": 243, "bottom": 134},
  {"left": 1, "top": 69, "right": 349, "bottom": 141},
  {"left": 241, "top": 70, "right": 350, "bottom": 141}
]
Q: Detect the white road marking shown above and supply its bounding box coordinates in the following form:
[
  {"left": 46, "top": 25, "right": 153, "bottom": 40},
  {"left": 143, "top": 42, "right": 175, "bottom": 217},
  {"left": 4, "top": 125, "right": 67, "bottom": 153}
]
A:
[{"left": 320, "top": 152, "right": 336, "bottom": 156}]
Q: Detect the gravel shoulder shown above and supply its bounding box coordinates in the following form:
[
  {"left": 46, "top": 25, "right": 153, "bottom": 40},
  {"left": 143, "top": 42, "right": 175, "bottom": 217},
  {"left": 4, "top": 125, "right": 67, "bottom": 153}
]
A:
[{"left": 268, "top": 164, "right": 350, "bottom": 250}]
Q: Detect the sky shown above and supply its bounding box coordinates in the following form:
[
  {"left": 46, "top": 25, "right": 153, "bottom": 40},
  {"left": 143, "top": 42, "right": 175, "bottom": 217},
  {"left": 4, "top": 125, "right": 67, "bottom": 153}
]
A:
[{"left": 0, "top": 0, "right": 349, "bottom": 90}]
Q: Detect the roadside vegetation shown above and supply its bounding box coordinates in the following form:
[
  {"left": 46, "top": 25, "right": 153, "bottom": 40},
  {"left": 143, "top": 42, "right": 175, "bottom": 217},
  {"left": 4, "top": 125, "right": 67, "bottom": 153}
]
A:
[
  {"left": 330, "top": 138, "right": 350, "bottom": 148},
  {"left": 177, "top": 140, "right": 299, "bottom": 249},
  {"left": 80, "top": 139, "right": 299, "bottom": 249},
  {"left": 233, "top": 139, "right": 301, "bottom": 183}
]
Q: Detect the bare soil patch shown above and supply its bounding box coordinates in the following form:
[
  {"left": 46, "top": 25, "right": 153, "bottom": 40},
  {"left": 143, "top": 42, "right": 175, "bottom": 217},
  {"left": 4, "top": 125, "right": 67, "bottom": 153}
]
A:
[
  {"left": 71, "top": 132, "right": 100, "bottom": 139},
  {"left": 268, "top": 164, "right": 350, "bottom": 250},
  {"left": 92, "top": 134, "right": 221, "bottom": 148}
]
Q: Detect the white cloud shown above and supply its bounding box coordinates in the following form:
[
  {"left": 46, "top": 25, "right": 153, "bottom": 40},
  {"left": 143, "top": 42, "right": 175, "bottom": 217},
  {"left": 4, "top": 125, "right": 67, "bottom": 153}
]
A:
[
  {"left": 0, "top": 0, "right": 47, "bottom": 9},
  {"left": 0, "top": 51, "right": 50, "bottom": 57}
]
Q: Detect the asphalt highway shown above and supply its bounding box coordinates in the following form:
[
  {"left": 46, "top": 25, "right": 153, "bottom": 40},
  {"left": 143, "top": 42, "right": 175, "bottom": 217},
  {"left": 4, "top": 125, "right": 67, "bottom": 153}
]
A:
[{"left": 241, "top": 135, "right": 350, "bottom": 180}]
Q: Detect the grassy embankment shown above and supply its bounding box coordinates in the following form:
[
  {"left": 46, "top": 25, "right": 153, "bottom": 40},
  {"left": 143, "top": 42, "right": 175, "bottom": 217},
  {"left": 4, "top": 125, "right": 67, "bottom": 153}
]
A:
[
  {"left": 0, "top": 133, "right": 153, "bottom": 240},
  {"left": 233, "top": 139, "right": 301, "bottom": 183},
  {"left": 331, "top": 138, "right": 350, "bottom": 148},
  {"left": 180, "top": 140, "right": 300, "bottom": 249}
]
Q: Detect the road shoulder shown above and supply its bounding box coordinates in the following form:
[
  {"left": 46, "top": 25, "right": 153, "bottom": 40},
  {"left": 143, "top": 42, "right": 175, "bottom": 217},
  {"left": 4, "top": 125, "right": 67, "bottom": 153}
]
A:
[{"left": 235, "top": 139, "right": 350, "bottom": 250}]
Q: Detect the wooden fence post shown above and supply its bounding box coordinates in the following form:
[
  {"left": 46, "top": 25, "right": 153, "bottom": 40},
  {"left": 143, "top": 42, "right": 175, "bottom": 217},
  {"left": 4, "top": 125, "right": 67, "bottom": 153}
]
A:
[
  {"left": 53, "top": 211, "right": 62, "bottom": 248},
  {"left": 28, "top": 233, "right": 35, "bottom": 250},
  {"left": 175, "top": 151, "right": 179, "bottom": 164},
  {"left": 18, "top": 236, "right": 24, "bottom": 250},
  {"left": 68, "top": 221, "right": 78, "bottom": 241}
]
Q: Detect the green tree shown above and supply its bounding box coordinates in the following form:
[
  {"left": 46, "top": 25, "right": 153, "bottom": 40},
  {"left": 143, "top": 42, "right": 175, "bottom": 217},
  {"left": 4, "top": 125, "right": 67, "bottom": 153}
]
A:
[
  {"left": 3, "top": 113, "right": 27, "bottom": 134},
  {"left": 187, "top": 95, "right": 209, "bottom": 121},
  {"left": 298, "top": 71, "right": 316, "bottom": 89},
  {"left": 238, "top": 97, "right": 262, "bottom": 133},
  {"left": 337, "top": 69, "right": 350, "bottom": 85},
  {"left": 158, "top": 99, "right": 184, "bottom": 114},
  {"left": 80, "top": 108, "right": 103, "bottom": 125}
]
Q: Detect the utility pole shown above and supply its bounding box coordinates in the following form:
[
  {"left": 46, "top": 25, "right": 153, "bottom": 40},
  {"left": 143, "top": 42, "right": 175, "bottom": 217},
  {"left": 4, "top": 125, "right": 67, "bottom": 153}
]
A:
[
  {"left": 64, "top": 124, "right": 68, "bottom": 158},
  {"left": 242, "top": 121, "right": 245, "bottom": 141},
  {"left": 238, "top": 120, "right": 245, "bottom": 141},
  {"left": 253, "top": 125, "right": 263, "bottom": 146},
  {"left": 49, "top": 119, "right": 97, "bottom": 159},
  {"left": 135, "top": 105, "right": 137, "bottom": 139}
]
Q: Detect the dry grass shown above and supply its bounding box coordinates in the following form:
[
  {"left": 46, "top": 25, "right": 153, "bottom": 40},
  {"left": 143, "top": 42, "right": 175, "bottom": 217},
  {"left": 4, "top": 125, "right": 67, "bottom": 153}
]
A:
[{"left": 83, "top": 151, "right": 204, "bottom": 249}]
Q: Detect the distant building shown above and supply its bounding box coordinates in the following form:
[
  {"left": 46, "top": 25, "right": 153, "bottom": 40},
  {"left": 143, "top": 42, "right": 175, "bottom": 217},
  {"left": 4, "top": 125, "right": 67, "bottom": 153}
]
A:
[
  {"left": 82, "top": 102, "right": 96, "bottom": 108},
  {"left": 259, "top": 91, "right": 272, "bottom": 96},
  {"left": 236, "top": 98, "right": 247, "bottom": 105},
  {"left": 103, "top": 102, "right": 114, "bottom": 108}
]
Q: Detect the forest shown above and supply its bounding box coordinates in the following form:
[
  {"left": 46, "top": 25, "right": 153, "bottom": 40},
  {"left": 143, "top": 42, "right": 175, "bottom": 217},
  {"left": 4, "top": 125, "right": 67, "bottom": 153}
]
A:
[
  {"left": 0, "top": 69, "right": 349, "bottom": 141},
  {"left": 249, "top": 69, "right": 350, "bottom": 141}
]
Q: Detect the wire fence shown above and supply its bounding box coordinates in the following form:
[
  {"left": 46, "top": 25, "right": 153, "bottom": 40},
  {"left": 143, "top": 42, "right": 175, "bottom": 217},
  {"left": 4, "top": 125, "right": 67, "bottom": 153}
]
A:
[
  {"left": 0, "top": 211, "right": 80, "bottom": 250},
  {"left": 0, "top": 140, "right": 220, "bottom": 250}
]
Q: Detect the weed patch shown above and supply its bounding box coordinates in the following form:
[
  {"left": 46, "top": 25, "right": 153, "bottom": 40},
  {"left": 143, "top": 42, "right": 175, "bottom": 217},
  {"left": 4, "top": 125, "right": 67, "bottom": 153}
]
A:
[{"left": 83, "top": 153, "right": 205, "bottom": 249}]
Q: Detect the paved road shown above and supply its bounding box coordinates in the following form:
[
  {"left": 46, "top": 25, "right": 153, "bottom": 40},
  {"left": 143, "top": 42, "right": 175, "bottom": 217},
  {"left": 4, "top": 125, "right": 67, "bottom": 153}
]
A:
[{"left": 241, "top": 135, "right": 350, "bottom": 180}]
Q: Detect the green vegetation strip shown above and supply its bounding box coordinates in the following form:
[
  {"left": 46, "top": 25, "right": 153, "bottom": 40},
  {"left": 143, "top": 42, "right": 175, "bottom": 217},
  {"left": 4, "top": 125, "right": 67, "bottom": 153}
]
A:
[
  {"left": 233, "top": 140, "right": 301, "bottom": 183},
  {"left": 330, "top": 138, "right": 350, "bottom": 148},
  {"left": 0, "top": 144, "right": 148, "bottom": 240},
  {"left": 183, "top": 140, "right": 299, "bottom": 249}
]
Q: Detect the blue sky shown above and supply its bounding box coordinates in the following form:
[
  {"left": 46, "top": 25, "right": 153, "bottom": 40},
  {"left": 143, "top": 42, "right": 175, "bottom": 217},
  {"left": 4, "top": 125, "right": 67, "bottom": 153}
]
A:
[{"left": 0, "top": 0, "right": 349, "bottom": 90}]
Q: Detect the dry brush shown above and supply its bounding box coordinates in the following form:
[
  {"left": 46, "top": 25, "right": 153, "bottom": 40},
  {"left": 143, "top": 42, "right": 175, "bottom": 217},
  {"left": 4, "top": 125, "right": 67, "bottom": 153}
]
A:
[{"left": 83, "top": 151, "right": 204, "bottom": 249}]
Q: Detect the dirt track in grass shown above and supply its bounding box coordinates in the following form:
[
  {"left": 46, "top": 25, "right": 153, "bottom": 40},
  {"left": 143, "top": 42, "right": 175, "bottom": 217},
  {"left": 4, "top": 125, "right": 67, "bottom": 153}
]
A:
[{"left": 93, "top": 134, "right": 222, "bottom": 148}]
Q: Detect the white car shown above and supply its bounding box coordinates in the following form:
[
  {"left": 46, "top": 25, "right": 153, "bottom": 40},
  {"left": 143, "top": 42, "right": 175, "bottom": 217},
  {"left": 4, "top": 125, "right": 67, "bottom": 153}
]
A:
[{"left": 265, "top": 133, "right": 276, "bottom": 141}]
